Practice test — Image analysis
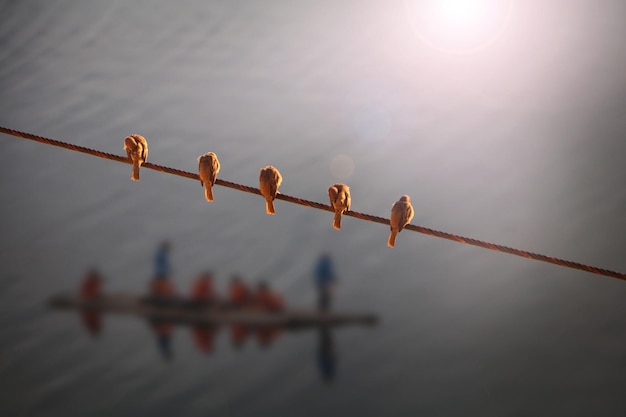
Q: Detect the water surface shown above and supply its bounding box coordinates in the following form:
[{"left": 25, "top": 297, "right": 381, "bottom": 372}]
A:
[{"left": 1, "top": 1, "right": 626, "bottom": 416}]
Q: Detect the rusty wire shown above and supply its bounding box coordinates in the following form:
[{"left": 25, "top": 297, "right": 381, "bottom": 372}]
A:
[{"left": 2, "top": 125, "right": 625, "bottom": 281}]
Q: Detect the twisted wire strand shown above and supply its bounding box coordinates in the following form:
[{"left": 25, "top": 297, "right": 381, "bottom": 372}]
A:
[{"left": 2, "top": 125, "right": 625, "bottom": 281}]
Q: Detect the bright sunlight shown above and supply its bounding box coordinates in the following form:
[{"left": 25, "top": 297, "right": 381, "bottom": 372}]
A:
[{"left": 405, "top": 0, "right": 513, "bottom": 54}]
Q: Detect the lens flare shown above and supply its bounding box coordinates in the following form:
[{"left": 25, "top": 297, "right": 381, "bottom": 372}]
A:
[{"left": 330, "top": 154, "right": 356, "bottom": 180}]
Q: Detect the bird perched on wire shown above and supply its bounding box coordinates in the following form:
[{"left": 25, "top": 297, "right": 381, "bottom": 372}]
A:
[
  {"left": 198, "top": 152, "right": 220, "bottom": 202},
  {"left": 259, "top": 165, "right": 282, "bottom": 215},
  {"left": 388, "top": 195, "right": 414, "bottom": 248},
  {"left": 328, "top": 183, "right": 351, "bottom": 230},
  {"left": 123, "top": 134, "right": 148, "bottom": 181}
]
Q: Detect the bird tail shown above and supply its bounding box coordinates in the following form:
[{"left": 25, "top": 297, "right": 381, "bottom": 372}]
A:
[
  {"left": 204, "top": 184, "right": 214, "bottom": 202},
  {"left": 387, "top": 230, "right": 397, "bottom": 248},
  {"left": 266, "top": 199, "right": 275, "bottom": 215},
  {"left": 333, "top": 212, "right": 342, "bottom": 230},
  {"left": 131, "top": 163, "right": 140, "bottom": 181}
]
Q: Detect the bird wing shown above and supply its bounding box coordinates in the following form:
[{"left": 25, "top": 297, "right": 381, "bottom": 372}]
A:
[
  {"left": 198, "top": 155, "right": 208, "bottom": 186},
  {"left": 138, "top": 136, "right": 148, "bottom": 161},
  {"left": 210, "top": 154, "right": 220, "bottom": 183},
  {"left": 124, "top": 136, "right": 137, "bottom": 156},
  {"left": 400, "top": 203, "right": 414, "bottom": 227},
  {"left": 269, "top": 179, "right": 278, "bottom": 197},
  {"left": 337, "top": 185, "right": 350, "bottom": 210},
  {"left": 328, "top": 185, "right": 339, "bottom": 207},
  {"left": 273, "top": 168, "right": 282, "bottom": 188},
  {"left": 259, "top": 168, "right": 272, "bottom": 197}
]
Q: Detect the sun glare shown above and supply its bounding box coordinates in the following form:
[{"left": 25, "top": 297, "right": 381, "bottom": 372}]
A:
[
  {"left": 405, "top": 0, "right": 513, "bottom": 54},
  {"left": 436, "top": 0, "right": 481, "bottom": 25}
]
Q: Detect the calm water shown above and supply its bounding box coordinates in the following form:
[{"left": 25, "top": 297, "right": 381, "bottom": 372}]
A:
[{"left": 2, "top": 1, "right": 626, "bottom": 416}]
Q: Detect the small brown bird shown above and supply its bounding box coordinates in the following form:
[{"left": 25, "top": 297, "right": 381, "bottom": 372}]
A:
[
  {"left": 388, "top": 195, "right": 414, "bottom": 248},
  {"left": 259, "top": 165, "right": 282, "bottom": 215},
  {"left": 328, "top": 183, "right": 351, "bottom": 230},
  {"left": 198, "top": 152, "right": 220, "bottom": 202},
  {"left": 123, "top": 134, "right": 148, "bottom": 181}
]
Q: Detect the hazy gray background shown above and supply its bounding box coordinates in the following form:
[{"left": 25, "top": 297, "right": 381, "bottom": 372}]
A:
[{"left": 1, "top": 0, "right": 626, "bottom": 416}]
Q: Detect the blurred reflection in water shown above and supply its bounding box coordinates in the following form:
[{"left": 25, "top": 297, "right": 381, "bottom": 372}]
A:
[
  {"left": 317, "top": 327, "right": 337, "bottom": 383},
  {"left": 191, "top": 325, "right": 216, "bottom": 354},
  {"left": 55, "top": 287, "right": 374, "bottom": 376},
  {"left": 151, "top": 319, "right": 174, "bottom": 361},
  {"left": 54, "top": 261, "right": 377, "bottom": 380},
  {"left": 230, "top": 323, "right": 249, "bottom": 349},
  {"left": 79, "top": 310, "right": 102, "bottom": 338},
  {"left": 79, "top": 268, "right": 103, "bottom": 337}
]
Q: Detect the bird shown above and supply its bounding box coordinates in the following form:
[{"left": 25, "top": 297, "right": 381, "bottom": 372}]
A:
[
  {"left": 328, "top": 183, "right": 351, "bottom": 230},
  {"left": 123, "top": 134, "right": 148, "bottom": 181},
  {"left": 198, "top": 152, "right": 220, "bottom": 202},
  {"left": 259, "top": 165, "right": 282, "bottom": 215},
  {"left": 388, "top": 195, "right": 414, "bottom": 248}
]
